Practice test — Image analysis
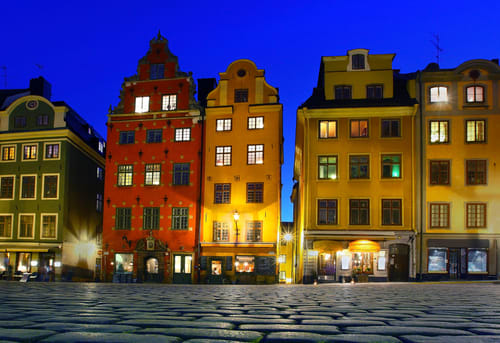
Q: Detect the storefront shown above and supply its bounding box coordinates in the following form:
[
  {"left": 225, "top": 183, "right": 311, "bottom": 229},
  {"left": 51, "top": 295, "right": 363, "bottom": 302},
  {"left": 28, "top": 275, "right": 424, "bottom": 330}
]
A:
[
  {"left": 200, "top": 244, "right": 277, "bottom": 284},
  {"left": 303, "top": 232, "right": 415, "bottom": 283},
  {"left": 423, "top": 238, "right": 492, "bottom": 281},
  {"left": 0, "top": 248, "right": 58, "bottom": 281}
]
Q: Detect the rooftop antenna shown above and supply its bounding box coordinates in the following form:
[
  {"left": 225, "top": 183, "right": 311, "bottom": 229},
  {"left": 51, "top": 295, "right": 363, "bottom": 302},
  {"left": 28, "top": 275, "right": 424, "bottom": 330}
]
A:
[
  {"left": 431, "top": 34, "right": 443, "bottom": 65},
  {"left": 0, "top": 66, "right": 6, "bottom": 88}
]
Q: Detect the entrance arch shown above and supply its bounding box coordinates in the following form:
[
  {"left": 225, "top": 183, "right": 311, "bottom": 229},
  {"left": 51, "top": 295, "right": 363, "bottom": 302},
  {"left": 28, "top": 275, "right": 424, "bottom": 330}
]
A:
[{"left": 144, "top": 257, "right": 160, "bottom": 282}]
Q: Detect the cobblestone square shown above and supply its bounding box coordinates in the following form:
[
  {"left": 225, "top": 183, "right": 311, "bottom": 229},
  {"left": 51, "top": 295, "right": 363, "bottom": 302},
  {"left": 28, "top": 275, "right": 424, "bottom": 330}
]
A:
[{"left": 1, "top": 282, "right": 500, "bottom": 342}]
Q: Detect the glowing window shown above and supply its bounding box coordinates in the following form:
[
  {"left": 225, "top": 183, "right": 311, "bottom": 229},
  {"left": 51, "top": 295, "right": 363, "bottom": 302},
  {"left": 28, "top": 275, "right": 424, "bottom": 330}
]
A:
[
  {"left": 216, "top": 119, "right": 232, "bottom": 131},
  {"left": 466, "top": 86, "right": 484, "bottom": 103},
  {"left": 350, "top": 120, "right": 368, "bottom": 137},
  {"left": 248, "top": 116, "right": 264, "bottom": 130},
  {"left": 135, "top": 96, "right": 149, "bottom": 113},
  {"left": 319, "top": 120, "right": 337, "bottom": 138},
  {"left": 429, "top": 120, "right": 449, "bottom": 143},
  {"left": 429, "top": 86, "right": 448, "bottom": 103},
  {"left": 381, "top": 155, "right": 401, "bottom": 178},
  {"left": 247, "top": 144, "right": 264, "bottom": 164},
  {"left": 318, "top": 156, "right": 337, "bottom": 180},
  {"left": 162, "top": 95, "right": 177, "bottom": 111},
  {"left": 466, "top": 120, "right": 486, "bottom": 143}
]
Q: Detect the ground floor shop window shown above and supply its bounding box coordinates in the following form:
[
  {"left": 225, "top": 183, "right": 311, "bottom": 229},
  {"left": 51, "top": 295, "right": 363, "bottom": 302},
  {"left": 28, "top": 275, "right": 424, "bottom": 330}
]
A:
[
  {"left": 115, "top": 253, "right": 133, "bottom": 273},
  {"left": 211, "top": 260, "right": 222, "bottom": 275},
  {"left": 235, "top": 256, "right": 254, "bottom": 273},
  {"left": 352, "top": 252, "right": 373, "bottom": 273},
  {"left": 428, "top": 248, "right": 447, "bottom": 272},
  {"left": 377, "top": 251, "right": 387, "bottom": 271},
  {"left": 0, "top": 253, "right": 10, "bottom": 272},
  {"left": 17, "top": 252, "right": 31, "bottom": 272},
  {"left": 340, "top": 253, "right": 351, "bottom": 270},
  {"left": 468, "top": 249, "right": 487, "bottom": 273}
]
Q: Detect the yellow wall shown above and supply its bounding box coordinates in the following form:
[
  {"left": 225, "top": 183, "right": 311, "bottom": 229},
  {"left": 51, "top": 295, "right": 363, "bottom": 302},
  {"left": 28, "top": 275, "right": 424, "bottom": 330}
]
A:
[
  {"left": 421, "top": 61, "right": 500, "bottom": 276},
  {"left": 201, "top": 59, "right": 282, "bottom": 279}
]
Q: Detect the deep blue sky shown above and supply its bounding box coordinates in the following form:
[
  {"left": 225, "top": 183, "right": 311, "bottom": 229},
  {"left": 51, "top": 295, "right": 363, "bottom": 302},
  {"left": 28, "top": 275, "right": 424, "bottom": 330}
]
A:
[{"left": 3, "top": 0, "right": 500, "bottom": 221}]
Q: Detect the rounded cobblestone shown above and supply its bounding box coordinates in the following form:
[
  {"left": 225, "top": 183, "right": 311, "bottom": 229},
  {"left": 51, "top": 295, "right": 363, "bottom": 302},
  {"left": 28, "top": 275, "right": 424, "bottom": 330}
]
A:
[{"left": 0, "top": 282, "right": 500, "bottom": 341}]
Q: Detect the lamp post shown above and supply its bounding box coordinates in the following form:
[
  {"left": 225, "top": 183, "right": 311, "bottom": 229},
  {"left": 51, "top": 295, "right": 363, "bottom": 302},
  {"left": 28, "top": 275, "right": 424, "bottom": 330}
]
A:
[{"left": 233, "top": 210, "right": 240, "bottom": 243}]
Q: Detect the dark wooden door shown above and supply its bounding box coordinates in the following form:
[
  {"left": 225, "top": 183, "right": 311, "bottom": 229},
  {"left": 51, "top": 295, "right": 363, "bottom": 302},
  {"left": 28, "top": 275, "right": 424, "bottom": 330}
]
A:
[{"left": 388, "top": 244, "right": 409, "bottom": 282}]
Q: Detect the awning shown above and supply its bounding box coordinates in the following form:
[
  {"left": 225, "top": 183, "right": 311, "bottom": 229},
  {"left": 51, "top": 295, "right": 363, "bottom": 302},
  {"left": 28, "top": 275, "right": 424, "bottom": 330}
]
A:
[{"left": 348, "top": 240, "right": 380, "bottom": 253}]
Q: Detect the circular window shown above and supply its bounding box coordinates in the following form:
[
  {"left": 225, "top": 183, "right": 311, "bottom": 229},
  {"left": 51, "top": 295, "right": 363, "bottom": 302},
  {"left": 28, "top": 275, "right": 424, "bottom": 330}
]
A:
[
  {"left": 237, "top": 69, "right": 246, "bottom": 77},
  {"left": 26, "top": 100, "right": 39, "bottom": 110}
]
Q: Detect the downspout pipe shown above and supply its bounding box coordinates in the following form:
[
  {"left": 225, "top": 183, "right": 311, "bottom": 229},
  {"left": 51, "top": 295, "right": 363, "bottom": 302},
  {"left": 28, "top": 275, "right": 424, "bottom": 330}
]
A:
[
  {"left": 196, "top": 108, "right": 205, "bottom": 284},
  {"left": 418, "top": 70, "right": 424, "bottom": 281}
]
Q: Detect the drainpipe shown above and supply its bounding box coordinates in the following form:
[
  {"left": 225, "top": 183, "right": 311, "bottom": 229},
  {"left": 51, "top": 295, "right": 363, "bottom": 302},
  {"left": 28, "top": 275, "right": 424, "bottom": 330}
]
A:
[
  {"left": 196, "top": 109, "right": 205, "bottom": 284},
  {"left": 418, "top": 70, "right": 424, "bottom": 281}
]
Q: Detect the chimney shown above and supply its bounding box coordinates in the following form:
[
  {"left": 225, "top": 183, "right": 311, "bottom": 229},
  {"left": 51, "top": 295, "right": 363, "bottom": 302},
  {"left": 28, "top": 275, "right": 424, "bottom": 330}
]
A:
[
  {"left": 197, "top": 78, "right": 217, "bottom": 108},
  {"left": 29, "top": 77, "right": 52, "bottom": 100}
]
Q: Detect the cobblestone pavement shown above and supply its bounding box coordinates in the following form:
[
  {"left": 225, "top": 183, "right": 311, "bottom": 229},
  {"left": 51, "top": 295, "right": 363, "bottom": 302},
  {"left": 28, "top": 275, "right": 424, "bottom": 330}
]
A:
[{"left": 1, "top": 282, "right": 500, "bottom": 342}]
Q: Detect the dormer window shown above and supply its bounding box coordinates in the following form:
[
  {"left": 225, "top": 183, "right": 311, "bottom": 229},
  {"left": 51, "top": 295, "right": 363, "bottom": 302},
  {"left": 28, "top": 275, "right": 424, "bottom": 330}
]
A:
[
  {"left": 150, "top": 64, "right": 165, "bottom": 80},
  {"left": 429, "top": 86, "right": 448, "bottom": 103},
  {"left": 466, "top": 86, "right": 484, "bottom": 103},
  {"left": 335, "top": 86, "right": 352, "bottom": 100},
  {"left": 352, "top": 54, "right": 365, "bottom": 70}
]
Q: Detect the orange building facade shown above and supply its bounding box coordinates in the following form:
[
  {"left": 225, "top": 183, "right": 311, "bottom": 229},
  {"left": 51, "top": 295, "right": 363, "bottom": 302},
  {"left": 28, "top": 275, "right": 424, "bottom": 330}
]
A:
[{"left": 102, "top": 34, "right": 202, "bottom": 283}]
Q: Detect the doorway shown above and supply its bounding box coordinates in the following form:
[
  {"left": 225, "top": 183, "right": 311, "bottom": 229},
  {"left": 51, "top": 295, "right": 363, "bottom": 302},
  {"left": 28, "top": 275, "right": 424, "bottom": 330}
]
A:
[
  {"left": 172, "top": 254, "right": 192, "bottom": 284},
  {"left": 449, "top": 248, "right": 467, "bottom": 280},
  {"left": 144, "top": 257, "right": 161, "bottom": 282},
  {"left": 39, "top": 252, "right": 55, "bottom": 281},
  {"left": 388, "top": 244, "right": 409, "bottom": 282}
]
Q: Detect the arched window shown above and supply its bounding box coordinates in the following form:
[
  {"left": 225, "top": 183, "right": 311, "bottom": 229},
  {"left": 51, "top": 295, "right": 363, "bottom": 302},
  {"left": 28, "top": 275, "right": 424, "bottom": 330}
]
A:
[{"left": 466, "top": 85, "right": 484, "bottom": 103}]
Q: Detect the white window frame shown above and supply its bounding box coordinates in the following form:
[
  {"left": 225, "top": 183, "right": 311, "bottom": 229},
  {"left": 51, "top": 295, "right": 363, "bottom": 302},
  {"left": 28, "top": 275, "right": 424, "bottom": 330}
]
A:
[
  {"left": 135, "top": 96, "right": 150, "bottom": 113},
  {"left": 43, "top": 142, "right": 61, "bottom": 161},
  {"left": 40, "top": 213, "right": 58, "bottom": 240},
  {"left": 429, "top": 86, "right": 448, "bottom": 103},
  {"left": 162, "top": 94, "right": 177, "bottom": 111},
  {"left": 22, "top": 143, "right": 38, "bottom": 161},
  {"left": 41, "top": 173, "right": 59, "bottom": 200},
  {"left": 174, "top": 128, "right": 191, "bottom": 142},
  {"left": 215, "top": 146, "right": 232, "bottom": 166},
  {"left": 248, "top": 116, "right": 264, "bottom": 130},
  {"left": 247, "top": 144, "right": 264, "bottom": 165},
  {"left": 0, "top": 213, "right": 14, "bottom": 238},
  {"left": 0, "top": 175, "right": 15, "bottom": 200},
  {"left": 216, "top": 119, "right": 232, "bottom": 132},
  {"left": 1, "top": 145, "right": 16, "bottom": 162},
  {"left": 18, "top": 213, "right": 35, "bottom": 239},
  {"left": 20, "top": 174, "right": 37, "bottom": 200}
]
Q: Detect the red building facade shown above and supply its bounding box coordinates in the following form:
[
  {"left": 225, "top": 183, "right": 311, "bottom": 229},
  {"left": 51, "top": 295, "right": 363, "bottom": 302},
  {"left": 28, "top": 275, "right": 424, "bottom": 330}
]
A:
[{"left": 102, "top": 33, "right": 202, "bottom": 283}]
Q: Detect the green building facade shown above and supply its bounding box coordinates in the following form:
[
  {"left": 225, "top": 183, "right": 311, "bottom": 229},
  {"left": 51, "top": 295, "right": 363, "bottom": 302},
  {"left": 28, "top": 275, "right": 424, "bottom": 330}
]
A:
[{"left": 0, "top": 77, "right": 105, "bottom": 281}]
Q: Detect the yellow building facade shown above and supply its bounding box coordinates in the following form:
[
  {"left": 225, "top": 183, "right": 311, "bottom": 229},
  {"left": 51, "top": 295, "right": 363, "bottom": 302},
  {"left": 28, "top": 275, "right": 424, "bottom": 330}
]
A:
[
  {"left": 200, "top": 59, "right": 283, "bottom": 284},
  {"left": 418, "top": 59, "right": 500, "bottom": 280},
  {"left": 294, "top": 49, "right": 418, "bottom": 283}
]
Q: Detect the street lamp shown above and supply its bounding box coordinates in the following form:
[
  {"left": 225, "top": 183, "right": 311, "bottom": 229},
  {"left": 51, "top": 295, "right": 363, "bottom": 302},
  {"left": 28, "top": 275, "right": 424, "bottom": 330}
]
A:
[{"left": 233, "top": 210, "right": 240, "bottom": 243}]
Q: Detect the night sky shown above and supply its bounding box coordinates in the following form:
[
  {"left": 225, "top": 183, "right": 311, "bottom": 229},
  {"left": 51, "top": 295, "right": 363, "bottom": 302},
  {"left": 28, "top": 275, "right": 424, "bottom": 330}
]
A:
[{"left": 3, "top": 0, "right": 500, "bottom": 221}]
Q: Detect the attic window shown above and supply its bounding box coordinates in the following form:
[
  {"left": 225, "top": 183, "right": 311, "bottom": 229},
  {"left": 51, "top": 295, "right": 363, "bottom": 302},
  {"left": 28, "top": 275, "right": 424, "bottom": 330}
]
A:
[
  {"left": 150, "top": 64, "right": 164, "bottom": 80},
  {"left": 352, "top": 54, "right": 365, "bottom": 70}
]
